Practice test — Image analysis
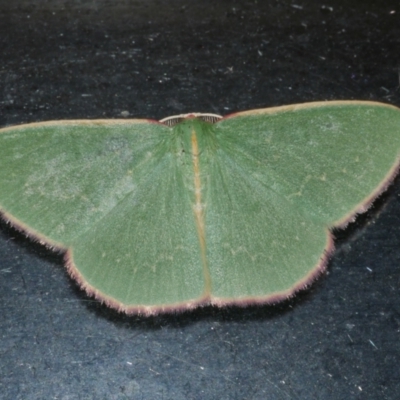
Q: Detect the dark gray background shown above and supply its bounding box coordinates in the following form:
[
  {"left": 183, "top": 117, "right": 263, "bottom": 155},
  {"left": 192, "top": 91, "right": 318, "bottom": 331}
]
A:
[{"left": 1, "top": 1, "right": 400, "bottom": 399}]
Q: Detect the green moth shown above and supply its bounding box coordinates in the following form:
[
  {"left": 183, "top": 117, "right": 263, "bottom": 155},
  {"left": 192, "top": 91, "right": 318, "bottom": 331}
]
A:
[{"left": 0, "top": 101, "right": 399, "bottom": 315}]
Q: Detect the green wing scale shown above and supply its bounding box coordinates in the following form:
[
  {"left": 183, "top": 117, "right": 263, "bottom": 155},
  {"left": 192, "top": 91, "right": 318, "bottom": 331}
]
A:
[{"left": 0, "top": 101, "right": 399, "bottom": 314}]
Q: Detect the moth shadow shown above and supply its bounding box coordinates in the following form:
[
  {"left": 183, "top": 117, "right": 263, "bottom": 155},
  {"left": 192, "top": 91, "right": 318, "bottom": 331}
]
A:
[
  {"left": 332, "top": 173, "right": 400, "bottom": 252},
  {"left": 82, "top": 285, "right": 320, "bottom": 330}
]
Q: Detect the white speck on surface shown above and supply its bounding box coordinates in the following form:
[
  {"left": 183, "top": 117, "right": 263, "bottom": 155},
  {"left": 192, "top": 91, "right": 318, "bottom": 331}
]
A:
[
  {"left": 369, "top": 340, "right": 378, "bottom": 349},
  {"left": 0, "top": 268, "right": 11, "bottom": 273},
  {"left": 347, "top": 334, "right": 353, "bottom": 343}
]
